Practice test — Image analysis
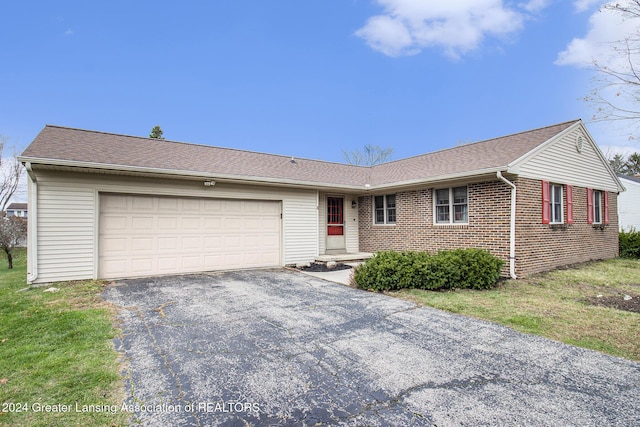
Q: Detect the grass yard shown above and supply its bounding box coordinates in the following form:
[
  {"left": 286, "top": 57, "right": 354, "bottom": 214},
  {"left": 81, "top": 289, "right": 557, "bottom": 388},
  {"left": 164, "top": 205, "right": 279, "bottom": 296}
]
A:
[
  {"left": 393, "top": 258, "right": 640, "bottom": 361},
  {"left": 0, "top": 249, "right": 126, "bottom": 427}
]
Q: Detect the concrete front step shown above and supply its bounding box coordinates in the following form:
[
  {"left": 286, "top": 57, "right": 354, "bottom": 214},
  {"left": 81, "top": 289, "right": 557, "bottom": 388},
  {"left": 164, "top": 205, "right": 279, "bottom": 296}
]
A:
[{"left": 315, "top": 252, "right": 373, "bottom": 263}]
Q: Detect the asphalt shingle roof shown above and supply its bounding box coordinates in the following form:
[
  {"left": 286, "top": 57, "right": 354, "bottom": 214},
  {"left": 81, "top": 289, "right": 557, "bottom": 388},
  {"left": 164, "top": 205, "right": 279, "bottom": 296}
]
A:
[{"left": 21, "top": 120, "right": 580, "bottom": 188}]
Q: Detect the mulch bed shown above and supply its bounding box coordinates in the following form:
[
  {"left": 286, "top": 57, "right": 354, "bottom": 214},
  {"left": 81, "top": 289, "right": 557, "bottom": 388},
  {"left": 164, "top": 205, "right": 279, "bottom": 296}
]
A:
[
  {"left": 585, "top": 293, "right": 640, "bottom": 313},
  {"left": 297, "top": 262, "right": 353, "bottom": 272}
]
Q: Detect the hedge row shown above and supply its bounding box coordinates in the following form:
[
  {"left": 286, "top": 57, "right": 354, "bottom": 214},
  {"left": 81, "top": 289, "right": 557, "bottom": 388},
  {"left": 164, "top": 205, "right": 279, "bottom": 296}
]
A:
[
  {"left": 353, "top": 249, "right": 504, "bottom": 292},
  {"left": 619, "top": 228, "right": 640, "bottom": 259}
]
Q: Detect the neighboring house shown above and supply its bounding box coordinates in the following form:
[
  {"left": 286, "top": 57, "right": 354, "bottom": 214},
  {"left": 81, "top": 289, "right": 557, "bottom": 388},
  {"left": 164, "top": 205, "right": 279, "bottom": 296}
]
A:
[
  {"left": 617, "top": 175, "right": 640, "bottom": 231},
  {"left": 6, "top": 203, "right": 28, "bottom": 218},
  {"left": 19, "top": 119, "right": 623, "bottom": 284}
]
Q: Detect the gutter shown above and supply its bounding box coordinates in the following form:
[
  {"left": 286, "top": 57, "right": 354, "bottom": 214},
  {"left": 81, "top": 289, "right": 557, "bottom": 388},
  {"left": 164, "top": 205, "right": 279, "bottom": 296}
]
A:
[
  {"left": 17, "top": 156, "right": 369, "bottom": 192},
  {"left": 24, "top": 162, "right": 38, "bottom": 283},
  {"left": 496, "top": 171, "right": 517, "bottom": 279}
]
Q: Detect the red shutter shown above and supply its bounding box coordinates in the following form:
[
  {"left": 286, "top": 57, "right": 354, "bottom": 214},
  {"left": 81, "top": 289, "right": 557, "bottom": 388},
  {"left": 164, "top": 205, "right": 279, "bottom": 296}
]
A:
[
  {"left": 541, "top": 181, "right": 550, "bottom": 224},
  {"left": 587, "top": 188, "right": 594, "bottom": 224},
  {"left": 604, "top": 191, "right": 610, "bottom": 224},
  {"left": 566, "top": 185, "right": 574, "bottom": 224}
]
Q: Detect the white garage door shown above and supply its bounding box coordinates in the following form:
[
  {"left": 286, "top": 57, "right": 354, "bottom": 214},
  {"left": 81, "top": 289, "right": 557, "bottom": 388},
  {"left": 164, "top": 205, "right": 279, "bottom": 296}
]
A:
[{"left": 99, "top": 194, "right": 281, "bottom": 279}]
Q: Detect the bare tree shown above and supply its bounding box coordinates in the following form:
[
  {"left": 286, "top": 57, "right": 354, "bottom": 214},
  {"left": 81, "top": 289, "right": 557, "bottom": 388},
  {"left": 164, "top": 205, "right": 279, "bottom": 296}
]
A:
[
  {"left": 342, "top": 144, "right": 393, "bottom": 166},
  {"left": 0, "top": 135, "right": 27, "bottom": 269},
  {"left": 0, "top": 216, "right": 27, "bottom": 269},
  {"left": 585, "top": 1, "right": 640, "bottom": 136},
  {"left": 0, "top": 135, "right": 24, "bottom": 214}
]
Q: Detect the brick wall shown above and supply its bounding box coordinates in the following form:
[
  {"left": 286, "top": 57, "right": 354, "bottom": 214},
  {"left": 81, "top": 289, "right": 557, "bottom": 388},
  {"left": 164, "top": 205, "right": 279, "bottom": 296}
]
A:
[
  {"left": 358, "top": 180, "right": 512, "bottom": 276},
  {"left": 513, "top": 177, "right": 618, "bottom": 276},
  {"left": 358, "top": 177, "right": 619, "bottom": 278}
]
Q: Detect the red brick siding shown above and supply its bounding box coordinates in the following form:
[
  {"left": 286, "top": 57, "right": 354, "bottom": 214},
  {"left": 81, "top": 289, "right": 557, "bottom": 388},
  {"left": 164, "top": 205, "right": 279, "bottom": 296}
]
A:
[
  {"left": 358, "top": 178, "right": 619, "bottom": 277},
  {"left": 358, "top": 181, "right": 512, "bottom": 276},
  {"left": 513, "top": 177, "right": 618, "bottom": 276}
]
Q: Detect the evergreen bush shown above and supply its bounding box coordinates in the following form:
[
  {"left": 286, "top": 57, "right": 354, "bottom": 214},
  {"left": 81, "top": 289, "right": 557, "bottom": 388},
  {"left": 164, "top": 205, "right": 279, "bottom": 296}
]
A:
[{"left": 353, "top": 249, "right": 504, "bottom": 291}]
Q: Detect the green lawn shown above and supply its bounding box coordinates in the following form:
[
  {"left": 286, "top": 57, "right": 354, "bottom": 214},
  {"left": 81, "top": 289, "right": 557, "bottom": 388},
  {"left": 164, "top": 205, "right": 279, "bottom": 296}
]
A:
[
  {"left": 393, "top": 258, "right": 640, "bottom": 361},
  {"left": 0, "top": 249, "right": 126, "bottom": 427}
]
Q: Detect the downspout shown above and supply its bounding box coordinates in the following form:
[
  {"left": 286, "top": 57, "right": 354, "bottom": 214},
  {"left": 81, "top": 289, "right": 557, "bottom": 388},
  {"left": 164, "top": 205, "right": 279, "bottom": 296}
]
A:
[
  {"left": 25, "top": 162, "right": 38, "bottom": 284},
  {"left": 497, "top": 171, "right": 517, "bottom": 279}
]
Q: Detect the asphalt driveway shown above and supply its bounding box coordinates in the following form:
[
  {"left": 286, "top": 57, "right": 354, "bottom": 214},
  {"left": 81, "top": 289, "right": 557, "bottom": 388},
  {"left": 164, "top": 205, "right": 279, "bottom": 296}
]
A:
[{"left": 103, "top": 269, "right": 640, "bottom": 426}]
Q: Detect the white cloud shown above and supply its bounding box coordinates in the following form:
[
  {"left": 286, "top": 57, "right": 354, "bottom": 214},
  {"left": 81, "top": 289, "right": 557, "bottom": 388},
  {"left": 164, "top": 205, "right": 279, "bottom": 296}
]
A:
[
  {"left": 521, "top": 0, "right": 551, "bottom": 13},
  {"left": 555, "top": 3, "right": 638, "bottom": 67},
  {"left": 355, "top": 0, "right": 549, "bottom": 58},
  {"left": 573, "top": 0, "right": 604, "bottom": 13},
  {"left": 64, "top": 28, "right": 74, "bottom": 36}
]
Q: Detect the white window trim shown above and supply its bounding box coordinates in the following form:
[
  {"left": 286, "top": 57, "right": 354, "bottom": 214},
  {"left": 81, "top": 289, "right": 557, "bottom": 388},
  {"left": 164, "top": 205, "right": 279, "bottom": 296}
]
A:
[
  {"left": 550, "top": 183, "right": 564, "bottom": 225},
  {"left": 593, "top": 190, "right": 603, "bottom": 225},
  {"left": 373, "top": 194, "right": 396, "bottom": 225},
  {"left": 433, "top": 186, "right": 469, "bottom": 225}
]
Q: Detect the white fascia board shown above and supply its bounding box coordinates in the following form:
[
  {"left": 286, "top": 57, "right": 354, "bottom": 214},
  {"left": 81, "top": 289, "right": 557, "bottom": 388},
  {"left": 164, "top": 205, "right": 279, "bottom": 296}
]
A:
[{"left": 17, "top": 156, "right": 366, "bottom": 192}]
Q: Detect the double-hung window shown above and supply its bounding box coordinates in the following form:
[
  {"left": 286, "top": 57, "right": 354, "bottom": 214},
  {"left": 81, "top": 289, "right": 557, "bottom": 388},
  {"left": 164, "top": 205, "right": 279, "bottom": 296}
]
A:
[
  {"left": 593, "top": 190, "right": 604, "bottom": 224},
  {"left": 435, "top": 186, "right": 468, "bottom": 224},
  {"left": 550, "top": 184, "right": 564, "bottom": 224},
  {"left": 374, "top": 195, "right": 396, "bottom": 224},
  {"left": 542, "top": 181, "right": 573, "bottom": 225},
  {"left": 587, "top": 188, "right": 609, "bottom": 225}
]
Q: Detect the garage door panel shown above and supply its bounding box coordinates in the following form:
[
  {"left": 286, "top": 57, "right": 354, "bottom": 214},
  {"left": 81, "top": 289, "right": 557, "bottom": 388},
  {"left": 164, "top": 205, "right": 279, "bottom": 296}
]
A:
[
  {"left": 101, "top": 237, "right": 127, "bottom": 253},
  {"left": 224, "top": 217, "right": 242, "bottom": 229},
  {"left": 182, "top": 199, "right": 201, "bottom": 211},
  {"left": 132, "top": 237, "right": 153, "bottom": 251},
  {"left": 100, "top": 216, "right": 127, "bottom": 232},
  {"left": 158, "top": 257, "right": 178, "bottom": 271},
  {"left": 158, "top": 198, "right": 179, "bottom": 210},
  {"left": 99, "top": 194, "right": 281, "bottom": 279},
  {"left": 203, "top": 235, "right": 222, "bottom": 249},
  {"left": 132, "top": 216, "right": 154, "bottom": 230},
  {"left": 182, "top": 217, "right": 201, "bottom": 229},
  {"left": 182, "top": 236, "right": 201, "bottom": 250},
  {"left": 132, "top": 197, "right": 154, "bottom": 210},
  {"left": 204, "top": 217, "right": 222, "bottom": 230},
  {"left": 131, "top": 258, "right": 154, "bottom": 274},
  {"left": 204, "top": 199, "right": 223, "bottom": 211},
  {"left": 182, "top": 256, "right": 201, "bottom": 269},
  {"left": 224, "top": 235, "right": 243, "bottom": 250},
  {"left": 244, "top": 218, "right": 260, "bottom": 230},
  {"left": 159, "top": 217, "right": 178, "bottom": 230},
  {"left": 261, "top": 202, "right": 280, "bottom": 215},
  {"left": 102, "top": 195, "right": 128, "bottom": 210}
]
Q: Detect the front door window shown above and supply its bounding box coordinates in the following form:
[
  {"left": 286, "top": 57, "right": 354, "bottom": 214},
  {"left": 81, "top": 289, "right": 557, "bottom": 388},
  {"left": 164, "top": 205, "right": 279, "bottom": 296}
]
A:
[{"left": 327, "top": 197, "right": 344, "bottom": 236}]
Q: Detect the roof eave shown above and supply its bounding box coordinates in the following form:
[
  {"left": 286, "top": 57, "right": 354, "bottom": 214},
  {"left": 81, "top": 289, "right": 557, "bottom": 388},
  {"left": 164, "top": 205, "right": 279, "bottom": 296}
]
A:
[
  {"left": 369, "top": 167, "right": 507, "bottom": 191},
  {"left": 18, "top": 156, "right": 366, "bottom": 192}
]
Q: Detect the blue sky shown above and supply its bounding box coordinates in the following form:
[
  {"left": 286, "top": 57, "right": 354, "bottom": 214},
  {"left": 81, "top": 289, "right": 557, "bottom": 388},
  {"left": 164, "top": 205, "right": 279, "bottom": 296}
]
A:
[{"left": 1, "top": 0, "right": 637, "bottom": 174}]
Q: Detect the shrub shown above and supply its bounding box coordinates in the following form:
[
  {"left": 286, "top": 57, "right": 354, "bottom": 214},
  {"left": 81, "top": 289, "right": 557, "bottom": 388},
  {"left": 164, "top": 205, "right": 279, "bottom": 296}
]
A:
[
  {"left": 353, "top": 249, "right": 504, "bottom": 292},
  {"left": 619, "top": 228, "right": 640, "bottom": 259}
]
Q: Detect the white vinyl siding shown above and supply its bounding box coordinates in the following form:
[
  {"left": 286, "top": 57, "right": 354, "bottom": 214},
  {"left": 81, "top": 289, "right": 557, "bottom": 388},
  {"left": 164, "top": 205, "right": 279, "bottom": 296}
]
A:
[
  {"left": 517, "top": 126, "right": 620, "bottom": 192},
  {"left": 30, "top": 171, "right": 319, "bottom": 283},
  {"left": 36, "top": 185, "right": 95, "bottom": 283},
  {"left": 282, "top": 194, "right": 319, "bottom": 263},
  {"left": 618, "top": 177, "right": 640, "bottom": 231}
]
